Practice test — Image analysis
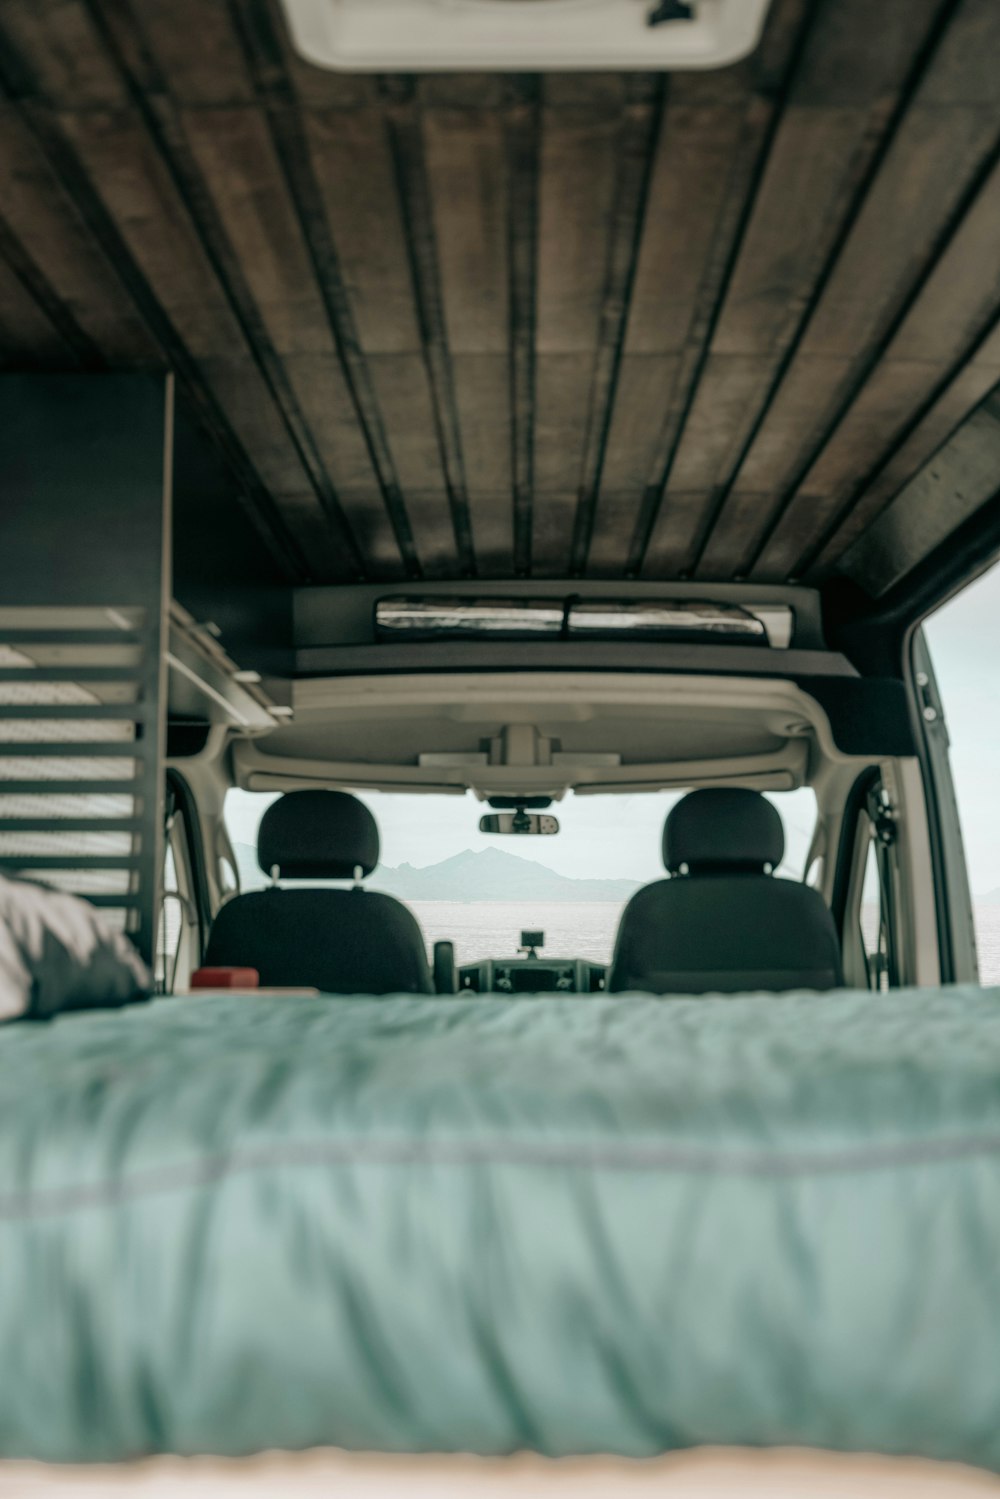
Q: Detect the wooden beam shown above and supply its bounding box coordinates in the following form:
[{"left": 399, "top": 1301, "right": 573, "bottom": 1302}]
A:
[
  {"left": 0, "top": 2, "right": 310, "bottom": 580},
  {"left": 718, "top": 0, "right": 1000, "bottom": 581},
  {"left": 649, "top": 0, "right": 951, "bottom": 580},
  {"left": 82, "top": 0, "right": 367, "bottom": 581},
  {"left": 507, "top": 75, "right": 540, "bottom": 577},
  {"left": 835, "top": 385, "right": 1000, "bottom": 595},
  {"left": 769, "top": 148, "right": 1000, "bottom": 577},
  {"left": 383, "top": 78, "right": 476, "bottom": 576}
]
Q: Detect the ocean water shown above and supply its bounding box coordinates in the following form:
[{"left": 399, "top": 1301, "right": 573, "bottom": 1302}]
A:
[
  {"left": 409, "top": 901, "right": 624, "bottom": 969},
  {"left": 409, "top": 899, "right": 1000, "bottom": 985}
]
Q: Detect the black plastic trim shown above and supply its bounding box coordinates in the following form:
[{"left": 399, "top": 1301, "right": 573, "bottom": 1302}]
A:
[
  {"left": 165, "top": 769, "right": 211, "bottom": 953},
  {"left": 830, "top": 766, "right": 881, "bottom": 938}
]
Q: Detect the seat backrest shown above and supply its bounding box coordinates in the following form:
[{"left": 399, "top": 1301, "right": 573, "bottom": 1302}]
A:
[
  {"left": 608, "top": 788, "right": 843, "bottom": 995},
  {"left": 205, "top": 790, "right": 433, "bottom": 996},
  {"left": 206, "top": 886, "right": 432, "bottom": 995}
]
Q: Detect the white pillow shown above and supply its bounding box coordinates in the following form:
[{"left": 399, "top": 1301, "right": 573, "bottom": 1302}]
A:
[{"left": 0, "top": 873, "right": 151, "bottom": 1022}]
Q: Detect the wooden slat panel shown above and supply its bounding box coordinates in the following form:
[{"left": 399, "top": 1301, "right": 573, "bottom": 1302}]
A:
[
  {"left": 614, "top": 0, "right": 811, "bottom": 578},
  {"left": 570, "top": 77, "right": 662, "bottom": 572},
  {"left": 366, "top": 354, "right": 455, "bottom": 576},
  {"left": 279, "top": 353, "right": 390, "bottom": 498},
  {"left": 423, "top": 109, "right": 508, "bottom": 356},
  {"left": 755, "top": 152, "right": 1000, "bottom": 577},
  {"left": 219, "top": 1, "right": 424, "bottom": 576},
  {"left": 590, "top": 74, "right": 758, "bottom": 575},
  {"left": 386, "top": 497, "right": 460, "bottom": 581},
  {"left": 0, "top": 111, "right": 154, "bottom": 362},
  {"left": 534, "top": 354, "right": 591, "bottom": 497},
  {"left": 588, "top": 355, "right": 679, "bottom": 574},
  {"left": 178, "top": 104, "right": 403, "bottom": 574},
  {"left": 298, "top": 96, "right": 449, "bottom": 573},
  {"left": 5, "top": 0, "right": 1000, "bottom": 600},
  {"left": 417, "top": 75, "right": 513, "bottom": 111},
  {"left": 642, "top": 0, "right": 947, "bottom": 579},
  {"left": 462, "top": 491, "right": 515, "bottom": 580},
  {"left": 451, "top": 353, "right": 514, "bottom": 574},
  {"left": 303, "top": 108, "right": 420, "bottom": 356},
  {"left": 0, "top": 237, "right": 79, "bottom": 365},
  {"left": 533, "top": 96, "right": 619, "bottom": 567},
  {"left": 87, "top": 0, "right": 374, "bottom": 581},
  {"left": 687, "top": 355, "right": 846, "bottom": 579},
  {"left": 627, "top": 90, "right": 787, "bottom": 577},
  {"left": 0, "top": 16, "right": 308, "bottom": 578},
  {"left": 708, "top": 0, "right": 1000, "bottom": 581},
  {"left": 837, "top": 388, "right": 1000, "bottom": 596},
  {"left": 506, "top": 76, "right": 540, "bottom": 578},
  {"left": 174, "top": 107, "right": 331, "bottom": 357},
  {"left": 810, "top": 327, "right": 1000, "bottom": 576},
  {"left": 51, "top": 111, "right": 246, "bottom": 352},
  {"left": 123, "top": 0, "right": 255, "bottom": 107},
  {"left": 282, "top": 354, "right": 406, "bottom": 579},
  {"left": 259, "top": 0, "right": 381, "bottom": 113},
  {"left": 424, "top": 105, "right": 513, "bottom": 575},
  {"left": 201, "top": 355, "right": 359, "bottom": 579},
  {"left": 595, "top": 357, "right": 681, "bottom": 495},
  {"left": 533, "top": 492, "right": 578, "bottom": 577},
  {"left": 622, "top": 79, "right": 755, "bottom": 358},
  {"left": 366, "top": 354, "right": 446, "bottom": 493},
  {"left": 384, "top": 85, "right": 473, "bottom": 572},
  {"left": 52, "top": 104, "right": 360, "bottom": 580},
  {"left": 663, "top": 111, "right": 880, "bottom": 478},
  {"left": 536, "top": 105, "right": 619, "bottom": 354},
  {"left": 0, "top": 0, "right": 125, "bottom": 107}
]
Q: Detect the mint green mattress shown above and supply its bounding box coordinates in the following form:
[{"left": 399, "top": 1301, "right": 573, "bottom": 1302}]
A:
[{"left": 3, "top": 989, "right": 1000, "bottom": 1467}]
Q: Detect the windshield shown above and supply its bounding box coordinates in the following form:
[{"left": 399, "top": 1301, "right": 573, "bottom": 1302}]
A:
[{"left": 225, "top": 788, "right": 817, "bottom": 968}]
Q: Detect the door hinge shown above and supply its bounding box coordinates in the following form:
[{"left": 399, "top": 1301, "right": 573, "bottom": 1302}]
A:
[
  {"left": 868, "top": 786, "right": 897, "bottom": 848},
  {"left": 917, "top": 674, "right": 941, "bottom": 725}
]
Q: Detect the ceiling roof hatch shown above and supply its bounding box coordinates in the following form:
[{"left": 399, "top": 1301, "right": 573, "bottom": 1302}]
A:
[{"left": 279, "top": 0, "right": 773, "bottom": 72}]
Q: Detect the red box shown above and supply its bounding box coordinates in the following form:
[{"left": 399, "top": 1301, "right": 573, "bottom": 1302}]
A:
[{"left": 190, "top": 967, "right": 260, "bottom": 990}]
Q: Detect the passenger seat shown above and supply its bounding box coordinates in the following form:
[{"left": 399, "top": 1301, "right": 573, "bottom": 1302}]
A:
[
  {"left": 608, "top": 788, "right": 843, "bottom": 996},
  {"left": 205, "top": 790, "right": 433, "bottom": 995}
]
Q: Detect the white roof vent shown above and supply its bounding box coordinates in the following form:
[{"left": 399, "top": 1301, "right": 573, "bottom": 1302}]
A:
[{"left": 279, "top": 0, "right": 774, "bottom": 73}]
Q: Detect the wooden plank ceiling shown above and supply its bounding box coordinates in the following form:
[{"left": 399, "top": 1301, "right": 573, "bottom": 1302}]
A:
[{"left": 1, "top": 0, "right": 1000, "bottom": 597}]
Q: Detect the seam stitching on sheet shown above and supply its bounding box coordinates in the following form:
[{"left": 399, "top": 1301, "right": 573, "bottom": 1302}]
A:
[{"left": 4, "top": 1132, "right": 1000, "bottom": 1220}]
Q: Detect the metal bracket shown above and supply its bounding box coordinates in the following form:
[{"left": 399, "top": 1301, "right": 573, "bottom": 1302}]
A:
[{"left": 867, "top": 785, "right": 898, "bottom": 848}]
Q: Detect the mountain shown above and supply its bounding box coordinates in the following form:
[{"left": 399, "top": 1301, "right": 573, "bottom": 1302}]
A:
[
  {"left": 231, "top": 841, "right": 639, "bottom": 903},
  {"left": 977, "top": 888, "right": 1000, "bottom": 905},
  {"left": 372, "top": 846, "right": 640, "bottom": 904}
]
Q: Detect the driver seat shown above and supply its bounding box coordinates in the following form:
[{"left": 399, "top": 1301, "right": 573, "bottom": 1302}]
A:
[
  {"left": 204, "top": 790, "right": 433, "bottom": 995},
  {"left": 608, "top": 788, "right": 843, "bottom": 995}
]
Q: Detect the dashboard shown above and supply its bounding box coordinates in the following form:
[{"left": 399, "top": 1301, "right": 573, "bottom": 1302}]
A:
[{"left": 458, "top": 957, "right": 606, "bottom": 995}]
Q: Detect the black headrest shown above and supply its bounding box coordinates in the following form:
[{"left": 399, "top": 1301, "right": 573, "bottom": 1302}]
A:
[
  {"left": 663, "top": 789, "right": 784, "bottom": 875},
  {"left": 257, "top": 790, "right": 380, "bottom": 880}
]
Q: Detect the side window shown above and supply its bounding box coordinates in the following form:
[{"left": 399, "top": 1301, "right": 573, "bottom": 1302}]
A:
[{"left": 922, "top": 567, "right": 1000, "bottom": 986}]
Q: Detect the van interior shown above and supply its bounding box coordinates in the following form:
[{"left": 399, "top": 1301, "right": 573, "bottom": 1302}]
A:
[{"left": 3, "top": 0, "right": 1000, "bottom": 1491}]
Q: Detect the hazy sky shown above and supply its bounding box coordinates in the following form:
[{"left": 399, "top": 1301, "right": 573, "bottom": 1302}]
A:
[
  {"left": 227, "top": 782, "right": 817, "bottom": 885},
  {"left": 227, "top": 560, "right": 1000, "bottom": 893},
  {"left": 925, "top": 560, "right": 1000, "bottom": 896}
]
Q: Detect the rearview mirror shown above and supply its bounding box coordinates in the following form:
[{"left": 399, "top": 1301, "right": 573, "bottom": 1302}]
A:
[{"left": 479, "top": 813, "right": 560, "bottom": 836}]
